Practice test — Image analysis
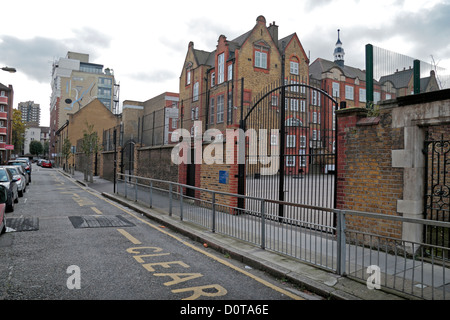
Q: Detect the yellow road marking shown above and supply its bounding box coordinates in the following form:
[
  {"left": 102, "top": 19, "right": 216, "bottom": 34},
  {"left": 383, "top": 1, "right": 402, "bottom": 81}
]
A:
[
  {"left": 117, "top": 229, "right": 142, "bottom": 245},
  {"left": 58, "top": 171, "right": 304, "bottom": 300},
  {"left": 91, "top": 207, "right": 102, "bottom": 215}
]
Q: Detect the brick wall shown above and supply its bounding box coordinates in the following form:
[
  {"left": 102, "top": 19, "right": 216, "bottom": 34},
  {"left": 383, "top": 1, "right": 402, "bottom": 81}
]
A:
[
  {"left": 136, "top": 145, "right": 179, "bottom": 189},
  {"left": 336, "top": 107, "right": 404, "bottom": 240}
]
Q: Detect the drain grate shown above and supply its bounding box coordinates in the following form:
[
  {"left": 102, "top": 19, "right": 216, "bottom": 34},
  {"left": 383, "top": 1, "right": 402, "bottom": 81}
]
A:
[
  {"left": 6, "top": 217, "right": 39, "bottom": 232},
  {"left": 69, "top": 215, "right": 135, "bottom": 229}
]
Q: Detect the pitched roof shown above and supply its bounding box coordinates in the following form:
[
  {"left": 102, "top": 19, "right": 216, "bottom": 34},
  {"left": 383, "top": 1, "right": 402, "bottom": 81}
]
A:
[
  {"left": 310, "top": 58, "right": 366, "bottom": 81},
  {"left": 379, "top": 68, "right": 413, "bottom": 88},
  {"left": 0, "top": 83, "right": 12, "bottom": 91}
]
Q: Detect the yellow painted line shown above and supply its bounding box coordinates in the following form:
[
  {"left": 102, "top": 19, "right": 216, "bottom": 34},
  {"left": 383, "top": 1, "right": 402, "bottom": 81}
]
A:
[
  {"left": 117, "top": 228, "right": 142, "bottom": 245},
  {"left": 58, "top": 171, "right": 304, "bottom": 300},
  {"left": 91, "top": 207, "right": 102, "bottom": 215}
]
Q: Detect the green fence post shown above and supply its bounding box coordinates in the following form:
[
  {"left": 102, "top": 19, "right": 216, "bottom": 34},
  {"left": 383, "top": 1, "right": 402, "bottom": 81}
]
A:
[
  {"left": 414, "top": 59, "right": 421, "bottom": 94},
  {"left": 365, "top": 44, "right": 374, "bottom": 108}
]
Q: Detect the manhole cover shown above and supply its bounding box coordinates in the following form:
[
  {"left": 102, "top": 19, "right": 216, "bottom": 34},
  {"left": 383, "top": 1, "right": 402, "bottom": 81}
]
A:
[
  {"left": 6, "top": 217, "right": 39, "bottom": 232},
  {"left": 68, "top": 215, "right": 135, "bottom": 229}
]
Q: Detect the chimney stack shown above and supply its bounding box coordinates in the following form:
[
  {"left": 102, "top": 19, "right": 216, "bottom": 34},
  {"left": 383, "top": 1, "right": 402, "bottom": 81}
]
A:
[{"left": 268, "top": 21, "right": 278, "bottom": 45}]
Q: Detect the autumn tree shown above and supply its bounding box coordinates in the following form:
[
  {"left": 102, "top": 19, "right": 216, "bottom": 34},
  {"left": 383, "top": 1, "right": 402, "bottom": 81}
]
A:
[{"left": 12, "top": 109, "right": 25, "bottom": 155}]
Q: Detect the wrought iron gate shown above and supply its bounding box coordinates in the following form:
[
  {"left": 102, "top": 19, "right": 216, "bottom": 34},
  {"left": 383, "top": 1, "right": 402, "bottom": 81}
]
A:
[
  {"left": 121, "top": 140, "right": 135, "bottom": 178},
  {"left": 424, "top": 131, "right": 450, "bottom": 257},
  {"left": 239, "top": 77, "right": 338, "bottom": 228}
]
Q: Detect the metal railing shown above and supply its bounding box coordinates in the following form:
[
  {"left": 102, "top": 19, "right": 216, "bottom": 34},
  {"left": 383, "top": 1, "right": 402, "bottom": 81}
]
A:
[{"left": 115, "top": 173, "right": 450, "bottom": 300}]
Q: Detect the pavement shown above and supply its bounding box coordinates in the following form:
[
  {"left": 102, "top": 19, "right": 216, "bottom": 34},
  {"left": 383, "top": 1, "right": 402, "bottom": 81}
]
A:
[{"left": 59, "top": 169, "right": 410, "bottom": 300}]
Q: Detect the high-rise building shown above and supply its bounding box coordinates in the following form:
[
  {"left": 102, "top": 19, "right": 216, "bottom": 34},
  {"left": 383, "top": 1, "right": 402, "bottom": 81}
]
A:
[
  {"left": 18, "top": 101, "right": 40, "bottom": 126},
  {"left": 49, "top": 51, "right": 119, "bottom": 159}
]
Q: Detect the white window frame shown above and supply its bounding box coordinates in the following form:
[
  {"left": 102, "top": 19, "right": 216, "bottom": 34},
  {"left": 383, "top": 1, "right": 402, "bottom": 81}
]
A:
[
  {"left": 286, "top": 135, "right": 296, "bottom": 148},
  {"left": 290, "top": 80, "right": 299, "bottom": 92},
  {"left": 210, "top": 97, "right": 215, "bottom": 124},
  {"left": 211, "top": 72, "right": 215, "bottom": 87},
  {"left": 218, "top": 53, "right": 225, "bottom": 84},
  {"left": 374, "top": 92, "right": 381, "bottom": 103},
  {"left": 290, "top": 61, "right": 299, "bottom": 75},
  {"left": 299, "top": 136, "right": 307, "bottom": 148},
  {"left": 286, "top": 156, "right": 296, "bottom": 167},
  {"left": 255, "top": 49, "right": 268, "bottom": 69},
  {"left": 228, "top": 64, "right": 233, "bottom": 81},
  {"left": 332, "top": 82, "right": 340, "bottom": 97},
  {"left": 299, "top": 149, "right": 306, "bottom": 167},
  {"left": 217, "top": 95, "right": 224, "bottom": 123},
  {"left": 271, "top": 95, "right": 278, "bottom": 106},
  {"left": 345, "top": 85, "right": 354, "bottom": 100},
  {"left": 359, "top": 88, "right": 366, "bottom": 102},
  {"left": 193, "top": 82, "right": 199, "bottom": 101},
  {"left": 271, "top": 134, "right": 278, "bottom": 145},
  {"left": 300, "top": 99, "right": 306, "bottom": 112},
  {"left": 186, "top": 70, "right": 191, "bottom": 85},
  {"left": 290, "top": 99, "right": 299, "bottom": 112}
]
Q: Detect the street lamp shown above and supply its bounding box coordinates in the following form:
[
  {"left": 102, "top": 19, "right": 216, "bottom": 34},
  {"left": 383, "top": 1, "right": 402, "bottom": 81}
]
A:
[{"left": 1, "top": 67, "right": 16, "bottom": 73}]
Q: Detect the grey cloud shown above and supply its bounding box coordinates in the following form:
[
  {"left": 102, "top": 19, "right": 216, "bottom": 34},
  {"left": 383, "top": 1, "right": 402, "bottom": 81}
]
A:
[
  {"left": 0, "top": 27, "right": 111, "bottom": 83},
  {"left": 0, "top": 35, "right": 66, "bottom": 83}
]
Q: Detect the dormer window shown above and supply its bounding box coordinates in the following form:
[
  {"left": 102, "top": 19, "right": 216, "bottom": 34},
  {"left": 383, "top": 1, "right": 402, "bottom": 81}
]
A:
[{"left": 254, "top": 43, "right": 269, "bottom": 69}]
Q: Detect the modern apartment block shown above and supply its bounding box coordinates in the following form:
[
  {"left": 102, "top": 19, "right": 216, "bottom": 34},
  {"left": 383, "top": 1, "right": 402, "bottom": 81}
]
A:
[
  {"left": 0, "top": 83, "right": 14, "bottom": 163},
  {"left": 49, "top": 51, "right": 118, "bottom": 159},
  {"left": 18, "top": 100, "right": 40, "bottom": 126}
]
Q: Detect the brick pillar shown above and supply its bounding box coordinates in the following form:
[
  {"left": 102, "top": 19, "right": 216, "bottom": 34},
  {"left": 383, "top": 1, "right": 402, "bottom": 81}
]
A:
[{"left": 335, "top": 108, "right": 368, "bottom": 210}]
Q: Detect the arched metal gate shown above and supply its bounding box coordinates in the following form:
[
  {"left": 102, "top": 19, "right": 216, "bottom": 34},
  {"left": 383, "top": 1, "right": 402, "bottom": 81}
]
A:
[{"left": 238, "top": 78, "right": 338, "bottom": 229}]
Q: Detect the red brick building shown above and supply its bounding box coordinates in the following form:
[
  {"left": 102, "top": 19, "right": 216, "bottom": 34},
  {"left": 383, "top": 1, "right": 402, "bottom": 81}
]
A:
[
  {"left": 0, "top": 83, "right": 14, "bottom": 163},
  {"left": 178, "top": 15, "right": 310, "bottom": 202}
]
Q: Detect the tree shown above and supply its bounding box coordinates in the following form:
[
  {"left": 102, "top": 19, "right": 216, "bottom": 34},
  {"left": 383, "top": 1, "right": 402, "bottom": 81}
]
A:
[
  {"left": 29, "top": 140, "right": 43, "bottom": 158},
  {"left": 61, "top": 138, "right": 72, "bottom": 172},
  {"left": 43, "top": 141, "right": 50, "bottom": 157},
  {"left": 80, "top": 122, "right": 101, "bottom": 183},
  {"left": 12, "top": 109, "right": 25, "bottom": 155}
]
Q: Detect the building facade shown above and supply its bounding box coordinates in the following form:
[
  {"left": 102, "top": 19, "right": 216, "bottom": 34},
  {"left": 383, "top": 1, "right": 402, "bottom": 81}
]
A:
[
  {"left": 122, "top": 92, "right": 179, "bottom": 147},
  {"left": 23, "top": 125, "right": 50, "bottom": 157},
  {"left": 0, "top": 83, "right": 14, "bottom": 163},
  {"left": 55, "top": 98, "right": 120, "bottom": 172},
  {"left": 178, "top": 16, "right": 310, "bottom": 202},
  {"left": 50, "top": 51, "right": 118, "bottom": 160}
]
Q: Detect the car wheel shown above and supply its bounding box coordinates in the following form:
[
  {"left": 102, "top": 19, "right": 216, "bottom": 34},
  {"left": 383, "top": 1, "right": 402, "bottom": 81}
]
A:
[{"left": 7, "top": 201, "right": 14, "bottom": 213}]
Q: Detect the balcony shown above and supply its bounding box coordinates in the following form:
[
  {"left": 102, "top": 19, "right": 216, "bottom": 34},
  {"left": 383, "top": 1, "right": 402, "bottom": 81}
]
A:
[
  {"left": 0, "top": 112, "right": 7, "bottom": 120},
  {"left": 0, "top": 128, "right": 7, "bottom": 135},
  {"left": 0, "top": 96, "right": 8, "bottom": 105}
]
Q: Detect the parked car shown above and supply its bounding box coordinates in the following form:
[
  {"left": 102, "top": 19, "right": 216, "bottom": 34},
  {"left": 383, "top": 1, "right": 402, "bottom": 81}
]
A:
[
  {"left": 0, "top": 167, "right": 18, "bottom": 212},
  {"left": 0, "top": 185, "right": 8, "bottom": 235},
  {"left": 41, "top": 160, "right": 52, "bottom": 168},
  {"left": 7, "top": 160, "right": 31, "bottom": 182},
  {"left": 12, "top": 165, "right": 29, "bottom": 186},
  {"left": 3, "top": 166, "right": 26, "bottom": 197},
  {"left": 15, "top": 158, "right": 32, "bottom": 173}
]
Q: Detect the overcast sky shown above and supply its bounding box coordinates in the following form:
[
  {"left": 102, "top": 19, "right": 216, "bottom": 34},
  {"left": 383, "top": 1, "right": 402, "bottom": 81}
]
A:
[{"left": 1, "top": 0, "right": 449, "bottom": 127}]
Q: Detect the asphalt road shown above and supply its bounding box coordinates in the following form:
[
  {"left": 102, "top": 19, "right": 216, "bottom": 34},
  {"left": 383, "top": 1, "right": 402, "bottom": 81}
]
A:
[{"left": 0, "top": 164, "right": 321, "bottom": 306}]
